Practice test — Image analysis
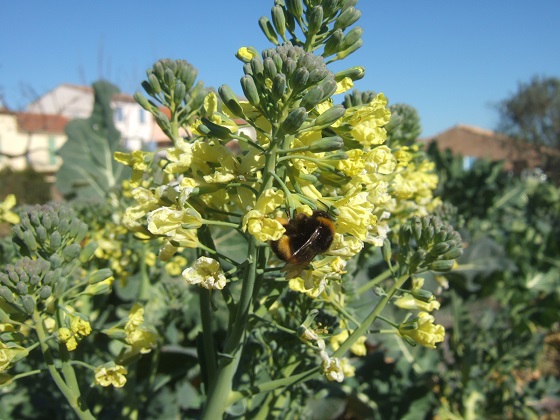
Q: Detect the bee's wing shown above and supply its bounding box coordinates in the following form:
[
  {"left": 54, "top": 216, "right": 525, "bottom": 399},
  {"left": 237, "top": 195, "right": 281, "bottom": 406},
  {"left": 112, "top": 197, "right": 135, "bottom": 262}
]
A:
[{"left": 281, "top": 227, "right": 322, "bottom": 278}]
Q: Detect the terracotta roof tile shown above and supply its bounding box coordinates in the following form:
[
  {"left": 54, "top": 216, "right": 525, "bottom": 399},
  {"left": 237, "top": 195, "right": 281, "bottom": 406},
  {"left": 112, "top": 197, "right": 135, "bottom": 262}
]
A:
[{"left": 15, "top": 112, "right": 69, "bottom": 134}]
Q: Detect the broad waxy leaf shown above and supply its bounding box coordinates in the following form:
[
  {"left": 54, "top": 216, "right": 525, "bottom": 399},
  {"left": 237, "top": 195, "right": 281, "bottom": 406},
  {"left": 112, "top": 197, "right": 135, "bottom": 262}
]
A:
[{"left": 56, "top": 80, "right": 130, "bottom": 201}]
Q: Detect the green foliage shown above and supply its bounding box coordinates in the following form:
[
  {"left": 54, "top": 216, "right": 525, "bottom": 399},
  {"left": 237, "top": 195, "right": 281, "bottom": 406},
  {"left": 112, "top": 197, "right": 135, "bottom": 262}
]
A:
[
  {"left": 420, "top": 143, "right": 560, "bottom": 418},
  {"left": 55, "top": 80, "right": 130, "bottom": 201}
]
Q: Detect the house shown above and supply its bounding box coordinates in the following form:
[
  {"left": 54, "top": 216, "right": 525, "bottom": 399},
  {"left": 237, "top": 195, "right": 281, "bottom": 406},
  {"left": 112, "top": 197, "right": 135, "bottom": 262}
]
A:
[
  {"left": 27, "top": 83, "right": 154, "bottom": 151},
  {"left": 424, "top": 124, "right": 545, "bottom": 173},
  {"left": 0, "top": 109, "right": 68, "bottom": 179}
]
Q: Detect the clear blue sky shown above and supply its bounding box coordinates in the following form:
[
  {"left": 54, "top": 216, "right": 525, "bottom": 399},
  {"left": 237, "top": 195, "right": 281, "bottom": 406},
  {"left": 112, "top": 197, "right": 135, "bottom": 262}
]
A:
[{"left": 2, "top": 1, "right": 559, "bottom": 137}]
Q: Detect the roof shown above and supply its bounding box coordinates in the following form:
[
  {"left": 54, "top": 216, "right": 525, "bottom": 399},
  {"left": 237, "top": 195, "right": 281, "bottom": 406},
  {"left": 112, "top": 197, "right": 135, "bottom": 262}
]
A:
[
  {"left": 422, "top": 124, "right": 510, "bottom": 142},
  {"left": 28, "top": 83, "right": 137, "bottom": 108},
  {"left": 15, "top": 112, "right": 69, "bottom": 134}
]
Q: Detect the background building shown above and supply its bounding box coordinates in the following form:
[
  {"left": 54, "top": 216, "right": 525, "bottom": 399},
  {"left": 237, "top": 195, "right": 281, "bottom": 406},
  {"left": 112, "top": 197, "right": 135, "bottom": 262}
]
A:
[{"left": 27, "top": 83, "right": 154, "bottom": 151}]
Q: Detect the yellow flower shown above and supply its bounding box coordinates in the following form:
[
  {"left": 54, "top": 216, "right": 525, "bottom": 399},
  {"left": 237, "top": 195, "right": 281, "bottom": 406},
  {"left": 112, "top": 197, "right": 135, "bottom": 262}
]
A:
[
  {"left": 328, "top": 234, "right": 364, "bottom": 259},
  {"left": 0, "top": 194, "right": 20, "bottom": 224},
  {"left": 182, "top": 257, "right": 227, "bottom": 290},
  {"left": 165, "top": 255, "right": 188, "bottom": 276},
  {"left": 57, "top": 327, "right": 78, "bottom": 351},
  {"left": 147, "top": 207, "right": 203, "bottom": 235},
  {"left": 399, "top": 312, "right": 445, "bottom": 349},
  {"left": 335, "top": 77, "right": 353, "bottom": 94},
  {"left": 335, "top": 149, "right": 365, "bottom": 177},
  {"left": 339, "top": 358, "right": 356, "bottom": 378},
  {"left": 125, "top": 304, "right": 145, "bottom": 332},
  {"left": 0, "top": 341, "right": 28, "bottom": 372},
  {"left": 113, "top": 150, "right": 153, "bottom": 187},
  {"left": 242, "top": 189, "right": 286, "bottom": 242},
  {"left": 94, "top": 364, "right": 128, "bottom": 388},
  {"left": 330, "top": 327, "right": 367, "bottom": 356},
  {"left": 334, "top": 191, "right": 376, "bottom": 240},
  {"left": 71, "top": 317, "right": 92, "bottom": 338},
  {"left": 126, "top": 328, "right": 157, "bottom": 354},
  {"left": 236, "top": 46, "right": 258, "bottom": 62},
  {"left": 322, "top": 357, "right": 344, "bottom": 382},
  {"left": 394, "top": 294, "right": 440, "bottom": 312},
  {"left": 346, "top": 93, "right": 391, "bottom": 147},
  {"left": 364, "top": 146, "right": 397, "bottom": 175}
]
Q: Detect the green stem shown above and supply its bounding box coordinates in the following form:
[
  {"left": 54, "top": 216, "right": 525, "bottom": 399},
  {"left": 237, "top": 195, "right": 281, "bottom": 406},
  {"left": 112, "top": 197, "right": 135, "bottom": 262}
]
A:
[
  {"left": 227, "top": 366, "right": 320, "bottom": 406},
  {"left": 32, "top": 311, "right": 95, "bottom": 420},
  {"left": 253, "top": 356, "right": 300, "bottom": 419},
  {"left": 137, "top": 243, "right": 151, "bottom": 301},
  {"left": 200, "top": 289, "right": 218, "bottom": 389},
  {"left": 355, "top": 267, "right": 394, "bottom": 295},
  {"left": 333, "top": 274, "right": 409, "bottom": 358},
  {"left": 201, "top": 239, "right": 259, "bottom": 419}
]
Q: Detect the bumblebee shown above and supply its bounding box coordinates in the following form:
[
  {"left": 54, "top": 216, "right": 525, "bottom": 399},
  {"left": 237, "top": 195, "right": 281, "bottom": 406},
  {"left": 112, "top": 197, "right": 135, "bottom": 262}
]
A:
[{"left": 270, "top": 210, "right": 335, "bottom": 278}]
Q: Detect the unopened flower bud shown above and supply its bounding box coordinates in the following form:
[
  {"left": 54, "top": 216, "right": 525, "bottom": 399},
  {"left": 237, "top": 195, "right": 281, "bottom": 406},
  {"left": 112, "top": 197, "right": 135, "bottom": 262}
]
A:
[
  {"left": 58, "top": 219, "right": 70, "bottom": 236},
  {"left": 300, "top": 85, "right": 325, "bottom": 111},
  {"left": 63, "top": 243, "right": 82, "bottom": 262},
  {"left": 39, "top": 286, "right": 52, "bottom": 300},
  {"left": 54, "top": 276, "right": 68, "bottom": 298},
  {"left": 88, "top": 268, "right": 114, "bottom": 285},
  {"left": 241, "top": 75, "right": 260, "bottom": 107},
  {"left": 218, "top": 84, "right": 245, "bottom": 118},
  {"left": 49, "top": 231, "right": 62, "bottom": 251},
  {"left": 23, "top": 230, "right": 38, "bottom": 252},
  {"left": 308, "top": 5, "right": 323, "bottom": 35},
  {"left": 428, "top": 260, "right": 455, "bottom": 272},
  {"left": 271, "top": 5, "right": 286, "bottom": 38},
  {"left": 334, "top": 6, "right": 361, "bottom": 31},
  {"left": 286, "top": 0, "right": 303, "bottom": 19},
  {"left": 441, "top": 247, "right": 463, "bottom": 260},
  {"left": 0, "top": 286, "right": 15, "bottom": 303},
  {"left": 279, "top": 107, "right": 308, "bottom": 135},
  {"left": 21, "top": 295, "right": 35, "bottom": 314},
  {"left": 324, "top": 29, "right": 343, "bottom": 57},
  {"left": 79, "top": 241, "right": 98, "bottom": 263},
  {"left": 258, "top": 16, "right": 279, "bottom": 45},
  {"left": 16, "top": 281, "right": 28, "bottom": 295},
  {"left": 411, "top": 289, "right": 435, "bottom": 303},
  {"left": 0, "top": 273, "right": 11, "bottom": 287},
  {"left": 308, "top": 136, "right": 344, "bottom": 153},
  {"left": 42, "top": 213, "right": 52, "bottom": 230},
  {"left": 36, "top": 225, "right": 47, "bottom": 243},
  {"left": 30, "top": 274, "right": 40, "bottom": 286}
]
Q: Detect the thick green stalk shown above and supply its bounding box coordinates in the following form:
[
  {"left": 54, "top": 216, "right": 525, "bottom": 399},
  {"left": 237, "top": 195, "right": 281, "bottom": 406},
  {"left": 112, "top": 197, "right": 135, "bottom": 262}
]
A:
[
  {"left": 201, "top": 239, "right": 259, "bottom": 419},
  {"left": 32, "top": 311, "right": 95, "bottom": 420},
  {"left": 333, "top": 274, "right": 409, "bottom": 357}
]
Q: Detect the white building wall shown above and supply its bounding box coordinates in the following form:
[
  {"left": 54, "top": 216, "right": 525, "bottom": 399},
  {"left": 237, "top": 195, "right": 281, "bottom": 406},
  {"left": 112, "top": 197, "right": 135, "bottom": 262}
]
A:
[{"left": 27, "top": 84, "right": 155, "bottom": 150}]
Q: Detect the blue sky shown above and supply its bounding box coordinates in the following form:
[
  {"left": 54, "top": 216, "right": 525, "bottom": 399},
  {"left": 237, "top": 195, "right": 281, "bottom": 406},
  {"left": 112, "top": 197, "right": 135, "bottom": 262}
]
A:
[{"left": 2, "top": 1, "right": 559, "bottom": 137}]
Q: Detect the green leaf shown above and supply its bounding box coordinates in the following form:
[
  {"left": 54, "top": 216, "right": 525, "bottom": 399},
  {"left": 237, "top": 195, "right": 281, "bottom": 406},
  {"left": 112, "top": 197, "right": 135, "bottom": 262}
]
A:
[{"left": 55, "top": 80, "right": 130, "bottom": 201}]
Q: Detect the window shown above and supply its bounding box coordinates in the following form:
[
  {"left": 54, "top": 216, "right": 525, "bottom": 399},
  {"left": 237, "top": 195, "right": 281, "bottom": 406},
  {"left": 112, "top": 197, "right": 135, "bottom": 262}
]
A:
[
  {"left": 48, "top": 136, "right": 57, "bottom": 165},
  {"left": 139, "top": 108, "right": 145, "bottom": 124},
  {"left": 114, "top": 106, "right": 124, "bottom": 122},
  {"left": 462, "top": 156, "right": 477, "bottom": 170}
]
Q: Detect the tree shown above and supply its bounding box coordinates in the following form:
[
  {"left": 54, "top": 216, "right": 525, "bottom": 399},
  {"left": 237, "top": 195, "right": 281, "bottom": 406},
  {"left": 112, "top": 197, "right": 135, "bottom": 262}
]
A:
[{"left": 496, "top": 76, "right": 560, "bottom": 180}]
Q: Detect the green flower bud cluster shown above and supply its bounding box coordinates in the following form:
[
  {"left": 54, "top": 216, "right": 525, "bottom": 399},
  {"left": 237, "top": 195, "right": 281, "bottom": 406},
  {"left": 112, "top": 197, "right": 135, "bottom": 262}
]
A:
[
  {"left": 260, "top": 0, "right": 363, "bottom": 62},
  {"left": 342, "top": 89, "right": 378, "bottom": 108},
  {"left": 0, "top": 256, "right": 56, "bottom": 315},
  {"left": 6, "top": 205, "right": 99, "bottom": 308},
  {"left": 134, "top": 59, "right": 207, "bottom": 138},
  {"left": 240, "top": 43, "right": 337, "bottom": 125},
  {"left": 398, "top": 216, "right": 463, "bottom": 274},
  {"left": 385, "top": 104, "right": 422, "bottom": 147}
]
